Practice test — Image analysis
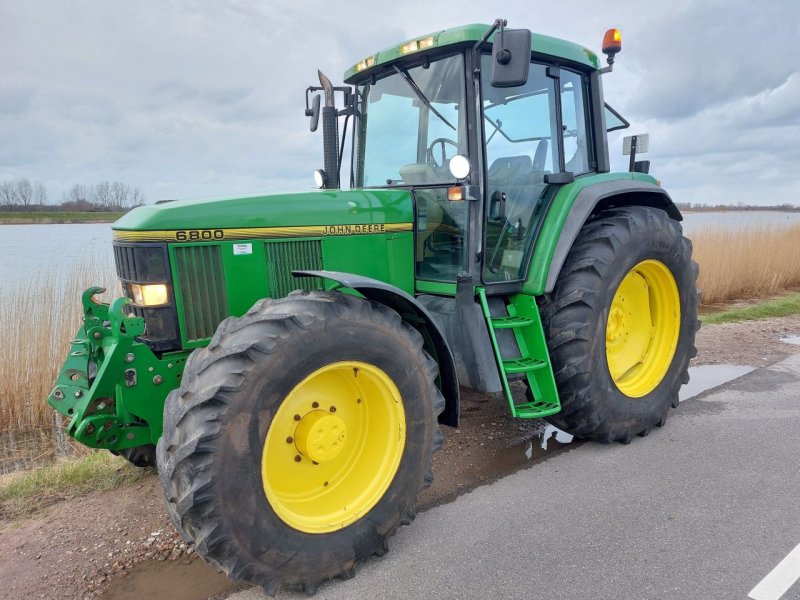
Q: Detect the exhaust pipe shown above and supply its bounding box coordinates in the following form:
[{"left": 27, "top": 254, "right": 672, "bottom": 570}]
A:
[{"left": 318, "top": 70, "right": 340, "bottom": 189}]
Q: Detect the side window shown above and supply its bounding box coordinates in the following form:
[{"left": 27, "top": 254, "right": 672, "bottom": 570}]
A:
[
  {"left": 560, "top": 69, "right": 591, "bottom": 175},
  {"left": 481, "top": 58, "right": 559, "bottom": 282}
]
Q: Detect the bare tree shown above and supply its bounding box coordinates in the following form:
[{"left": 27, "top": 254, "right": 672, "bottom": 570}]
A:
[
  {"left": 33, "top": 182, "right": 47, "bottom": 205},
  {"left": 15, "top": 178, "right": 33, "bottom": 207},
  {"left": 93, "top": 181, "right": 112, "bottom": 208},
  {"left": 0, "top": 181, "right": 15, "bottom": 206}
]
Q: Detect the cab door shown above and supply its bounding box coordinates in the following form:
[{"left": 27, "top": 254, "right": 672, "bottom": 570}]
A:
[{"left": 480, "top": 57, "right": 593, "bottom": 284}]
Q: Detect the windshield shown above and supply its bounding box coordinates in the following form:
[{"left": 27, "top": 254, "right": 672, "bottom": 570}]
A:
[{"left": 354, "top": 53, "right": 467, "bottom": 187}]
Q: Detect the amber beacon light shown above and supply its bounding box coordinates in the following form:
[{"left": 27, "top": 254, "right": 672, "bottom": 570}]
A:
[{"left": 602, "top": 28, "right": 622, "bottom": 64}]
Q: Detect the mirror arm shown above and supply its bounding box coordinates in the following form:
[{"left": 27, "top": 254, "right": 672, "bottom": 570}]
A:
[{"left": 472, "top": 18, "right": 507, "bottom": 77}]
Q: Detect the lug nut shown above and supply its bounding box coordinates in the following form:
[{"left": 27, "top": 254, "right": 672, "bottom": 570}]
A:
[
  {"left": 312, "top": 402, "right": 319, "bottom": 409},
  {"left": 286, "top": 436, "right": 293, "bottom": 444},
  {"left": 294, "top": 455, "right": 302, "bottom": 462},
  {"left": 294, "top": 414, "right": 301, "bottom": 421},
  {"left": 329, "top": 406, "right": 336, "bottom": 413},
  {"left": 153, "top": 375, "right": 163, "bottom": 385}
]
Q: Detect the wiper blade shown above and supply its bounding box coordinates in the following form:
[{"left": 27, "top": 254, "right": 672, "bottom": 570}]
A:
[{"left": 393, "top": 65, "right": 456, "bottom": 131}]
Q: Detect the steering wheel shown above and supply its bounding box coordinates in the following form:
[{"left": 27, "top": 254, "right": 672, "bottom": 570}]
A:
[{"left": 427, "top": 138, "right": 458, "bottom": 169}]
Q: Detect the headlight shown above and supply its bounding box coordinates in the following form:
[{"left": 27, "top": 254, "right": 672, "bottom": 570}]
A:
[{"left": 129, "top": 283, "right": 169, "bottom": 307}]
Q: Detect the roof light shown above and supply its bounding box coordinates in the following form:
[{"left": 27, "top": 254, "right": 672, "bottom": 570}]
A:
[
  {"left": 355, "top": 55, "right": 377, "bottom": 72},
  {"left": 401, "top": 40, "right": 419, "bottom": 54},
  {"left": 400, "top": 36, "right": 436, "bottom": 55},
  {"left": 418, "top": 36, "right": 435, "bottom": 50}
]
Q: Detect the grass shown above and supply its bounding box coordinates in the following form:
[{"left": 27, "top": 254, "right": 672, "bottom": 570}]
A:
[
  {"left": 0, "top": 451, "right": 152, "bottom": 519},
  {"left": 691, "top": 223, "right": 800, "bottom": 305},
  {"left": 0, "top": 211, "right": 124, "bottom": 224},
  {"left": 700, "top": 292, "right": 800, "bottom": 325}
]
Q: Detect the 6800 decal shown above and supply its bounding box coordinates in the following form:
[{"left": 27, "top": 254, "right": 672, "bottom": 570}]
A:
[{"left": 174, "top": 229, "right": 225, "bottom": 241}]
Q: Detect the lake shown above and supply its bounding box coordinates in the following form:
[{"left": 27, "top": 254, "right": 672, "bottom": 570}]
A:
[{"left": 1, "top": 212, "right": 799, "bottom": 288}]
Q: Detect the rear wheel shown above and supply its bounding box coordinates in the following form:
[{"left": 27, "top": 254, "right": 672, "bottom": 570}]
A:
[
  {"left": 540, "top": 206, "right": 699, "bottom": 443},
  {"left": 157, "top": 290, "right": 444, "bottom": 594}
]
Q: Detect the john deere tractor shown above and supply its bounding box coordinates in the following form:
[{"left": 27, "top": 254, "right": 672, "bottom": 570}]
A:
[{"left": 48, "top": 20, "right": 698, "bottom": 594}]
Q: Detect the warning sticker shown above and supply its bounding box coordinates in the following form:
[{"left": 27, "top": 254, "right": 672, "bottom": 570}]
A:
[{"left": 233, "top": 243, "right": 253, "bottom": 255}]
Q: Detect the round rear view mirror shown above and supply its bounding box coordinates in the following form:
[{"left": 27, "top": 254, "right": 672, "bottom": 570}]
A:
[{"left": 449, "top": 154, "right": 471, "bottom": 180}]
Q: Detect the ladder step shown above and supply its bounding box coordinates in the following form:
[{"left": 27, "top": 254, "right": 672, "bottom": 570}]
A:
[
  {"left": 513, "top": 400, "right": 562, "bottom": 419},
  {"left": 490, "top": 315, "right": 535, "bottom": 329},
  {"left": 502, "top": 356, "right": 547, "bottom": 373}
]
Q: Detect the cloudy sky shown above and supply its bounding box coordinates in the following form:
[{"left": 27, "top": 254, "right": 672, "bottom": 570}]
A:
[{"left": 1, "top": 0, "right": 798, "bottom": 206}]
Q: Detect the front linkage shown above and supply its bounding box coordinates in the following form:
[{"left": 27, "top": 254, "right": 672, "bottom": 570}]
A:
[{"left": 48, "top": 287, "right": 188, "bottom": 451}]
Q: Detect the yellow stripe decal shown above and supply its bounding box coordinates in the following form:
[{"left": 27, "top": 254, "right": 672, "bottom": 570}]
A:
[{"left": 112, "top": 223, "right": 413, "bottom": 243}]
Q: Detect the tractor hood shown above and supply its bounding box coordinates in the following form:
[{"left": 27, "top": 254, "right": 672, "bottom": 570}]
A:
[{"left": 113, "top": 189, "right": 414, "bottom": 233}]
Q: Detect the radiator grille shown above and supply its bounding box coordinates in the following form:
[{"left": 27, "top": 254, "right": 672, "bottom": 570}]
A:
[
  {"left": 173, "top": 246, "right": 228, "bottom": 341},
  {"left": 266, "top": 240, "right": 324, "bottom": 298}
]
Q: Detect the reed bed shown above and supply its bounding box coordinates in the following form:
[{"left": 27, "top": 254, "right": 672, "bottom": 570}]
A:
[
  {"left": 690, "top": 223, "right": 800, "bottom": 305},
  {"left": 0, "top": 256, "right": 116, "bottom": 446}
]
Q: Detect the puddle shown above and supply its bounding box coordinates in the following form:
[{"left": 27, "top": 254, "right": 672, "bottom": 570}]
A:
[
  {"left": 483, "top": 422, "right": 575, "bottom": 475},
  {"left": 680, "top": 364, "right": 755, "bottom": 402},
  {"left": 103, "top": 557, "right": 235, "bottom": 600},
  {"left": 780, "top": 335, "right": 800, "bottom": 346}
]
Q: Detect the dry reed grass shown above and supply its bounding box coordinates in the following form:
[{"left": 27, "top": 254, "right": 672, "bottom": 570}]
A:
[
  {"left": 0, "top": 256, "right": 116, "bottom": 434},
  {"left": 691, "top": 223, "right": 800, "bottom": 305}
]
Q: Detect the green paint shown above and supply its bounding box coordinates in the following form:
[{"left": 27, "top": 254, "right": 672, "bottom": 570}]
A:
[
  {"left": 523, "top": 172, "right": 658, "bottom": 295},
  {"left": 344, "top": 23, "right": 599, "bottom": 81},
  {"left": 113, "top": 189, "right": 413, "bottom": 232},
  {"left": 47, "top": 288, "right": 189, "bottom": 451},
  {"left": 476, "top": 288, "right": 560, "bottom": 419},
  {"left": 415, "top": 280, "right": 457, "bottom": 296}
]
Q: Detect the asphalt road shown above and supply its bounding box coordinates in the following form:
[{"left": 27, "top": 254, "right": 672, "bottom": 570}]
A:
[{"left": 229, "top": 354, "right": 800, "bottom": 600}]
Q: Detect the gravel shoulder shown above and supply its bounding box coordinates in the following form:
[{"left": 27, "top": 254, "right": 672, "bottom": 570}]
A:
[{"left": 1, "top": 315, "right": 798, "bottom": 599}]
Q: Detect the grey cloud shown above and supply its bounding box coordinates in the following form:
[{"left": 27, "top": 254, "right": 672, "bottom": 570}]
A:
[{"left": 626, "top": 0, "right": 800, "bottom": 120}]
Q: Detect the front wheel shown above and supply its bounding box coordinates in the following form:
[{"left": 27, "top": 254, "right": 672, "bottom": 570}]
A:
[
  {"left": 540, "top": 206, "right": 699, "bottom": 443},
  {"left": 157, "top": 291, "right": 444, "bottom": 594}
]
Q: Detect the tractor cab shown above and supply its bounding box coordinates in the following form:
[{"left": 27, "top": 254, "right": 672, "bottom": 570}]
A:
[{"left": 310, "top": 22, "right": 617, "bottom": 296}]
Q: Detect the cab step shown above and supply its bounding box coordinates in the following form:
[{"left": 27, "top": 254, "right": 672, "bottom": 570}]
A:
[{"left": 477, "top": 288, "right": 561, "bottom": 419}]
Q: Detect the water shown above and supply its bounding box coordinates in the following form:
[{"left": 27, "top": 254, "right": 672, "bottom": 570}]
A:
[
  {"left": 679, "top": 364, "right": 756, "bottom": 402},
  {"left": 681, "top": 211, "right": 800, "bottom": 234},
  {"left": 1, "top": 212, "right": 799, "bottom": 285},
  {"left": 0, "top": 223, "right": 114, "bottom": 289}
]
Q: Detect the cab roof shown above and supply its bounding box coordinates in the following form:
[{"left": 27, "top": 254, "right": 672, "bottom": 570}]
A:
[{"left": 344, "top": 23, "right": 600, "bottom": 83}]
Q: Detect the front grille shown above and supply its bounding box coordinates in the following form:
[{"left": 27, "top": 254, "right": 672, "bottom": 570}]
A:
[
  {"left": 265, "top": 240, "right": 324, "bottom": 298},
  {"left": 173, "top": 245, "right": 229, "bottom": 341},
  {"left": 113, "top": 244, "right": 168, "bottom": 282}
]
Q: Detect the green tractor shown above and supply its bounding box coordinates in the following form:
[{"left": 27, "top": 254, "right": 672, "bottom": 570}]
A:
[{"left": 48, "top": 20, "right": 698, "bottom": 594}]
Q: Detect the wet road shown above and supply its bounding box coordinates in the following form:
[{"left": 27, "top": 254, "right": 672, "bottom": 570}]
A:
[{"left": 229, "top": 354, "right": 800, "bottom": 600}]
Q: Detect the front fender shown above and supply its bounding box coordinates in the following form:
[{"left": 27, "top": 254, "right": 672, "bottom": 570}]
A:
[{"left": 294, "top": 270, "right": 460, "bottom": 427}]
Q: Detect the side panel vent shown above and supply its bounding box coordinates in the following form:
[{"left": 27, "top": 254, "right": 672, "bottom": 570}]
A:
[
  {"left": 266, "top": 240, "right": 325, "bottom": 298},
  {"left": 173, "top": 245, "right": 229, "bottom": 341}
]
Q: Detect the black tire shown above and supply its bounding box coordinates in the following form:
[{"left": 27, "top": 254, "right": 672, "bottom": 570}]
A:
[
  {"left": 539, "top": 206, "right": 699, "bottom": 443},
  {"left": 112, "top": 444, "right": 156, "bottom": 468},
  {"left": 156, "top": 290, "right": 444, "bottom": 594}
]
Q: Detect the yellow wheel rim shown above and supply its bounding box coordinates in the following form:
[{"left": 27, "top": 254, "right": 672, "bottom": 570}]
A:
[
  {"left": 605, "top": 259, "right": 681, "bottom": 398},
  {"left": 261, "top": 361, "right": 406, "bottom": 534}
]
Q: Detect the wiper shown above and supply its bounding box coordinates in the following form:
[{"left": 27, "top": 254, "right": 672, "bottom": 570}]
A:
[{"left": 392, "top": 65, "right": 455, "bottom": 131}]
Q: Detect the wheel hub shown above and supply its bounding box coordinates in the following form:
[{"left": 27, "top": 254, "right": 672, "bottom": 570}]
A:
[
  {"left": 605, "top": 260, "right": 681, "bottom": 398},
  {"left": 294, "top": 411, "right": 347, "bottom": 463}
]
